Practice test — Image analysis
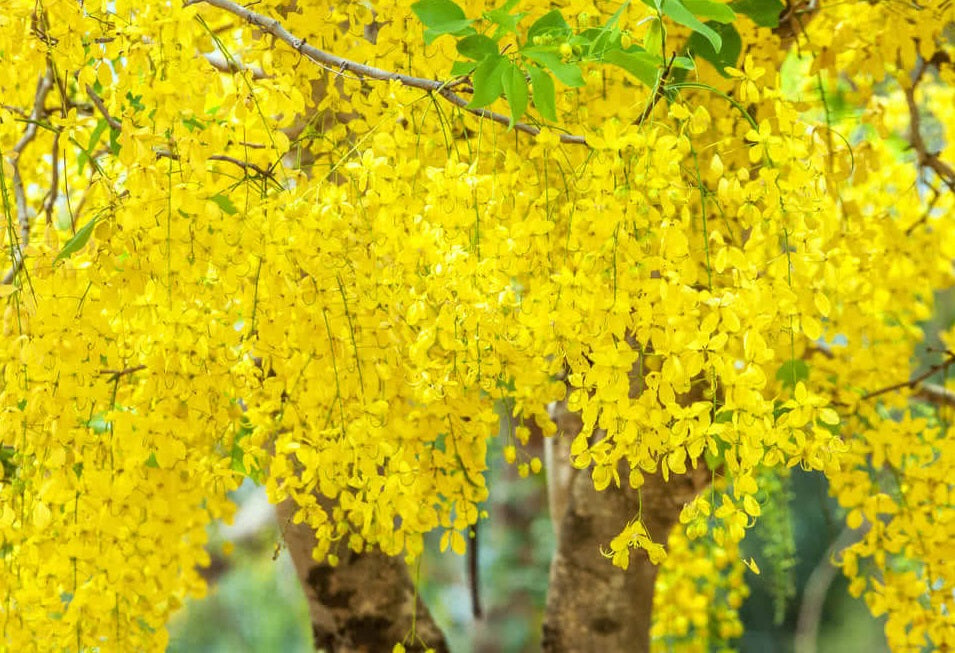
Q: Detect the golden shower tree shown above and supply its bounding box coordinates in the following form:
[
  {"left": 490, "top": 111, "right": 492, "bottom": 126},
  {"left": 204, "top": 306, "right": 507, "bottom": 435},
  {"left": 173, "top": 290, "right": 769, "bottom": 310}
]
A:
[{"left": 1, "top": 0, "right": 954, "bottom": 650}]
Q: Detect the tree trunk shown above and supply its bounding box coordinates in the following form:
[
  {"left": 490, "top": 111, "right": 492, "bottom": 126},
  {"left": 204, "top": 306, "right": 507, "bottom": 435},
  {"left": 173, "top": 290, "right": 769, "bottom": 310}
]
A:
[
  {"left": 541, "top": 405, "right": 709, "bottom": 653},
  {"left": 277, "top": 500, "right": 449, "bottom": 653}
]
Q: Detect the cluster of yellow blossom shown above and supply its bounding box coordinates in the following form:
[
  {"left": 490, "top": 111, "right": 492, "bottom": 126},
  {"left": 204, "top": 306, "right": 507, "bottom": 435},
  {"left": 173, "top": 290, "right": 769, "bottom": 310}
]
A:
[
  {"left": 0, "top": 0, "right": 954, "bottom": 649},
  {"left": 652, "top": 522, "right": 748, "bottom": 652}
]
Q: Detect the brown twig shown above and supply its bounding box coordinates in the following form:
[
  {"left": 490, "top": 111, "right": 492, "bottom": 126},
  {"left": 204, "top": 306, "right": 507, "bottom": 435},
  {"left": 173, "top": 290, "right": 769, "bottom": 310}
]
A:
[
  {"left": 85, "top": 84, "right": 122, "bottom": 131},
  {"left": 905, "top": 55, "right": 955, "bottom": 193},
  {"left": 202, "top": 52, "right": 269, "bottom": 79},
  {"left": 857, "top": 352, "right": 955, "bottom": 403},
  {"left": 634, "top": 54, "right": 675, "bottom": 127},
  {"left": 88, "top": 83, "right": 273, "bottom": 181},
  {"left": 155, "top": 149, "right": 277, "bottom": 181},
  {"left": 777, "top": 0, "right": 820, "bottom": 52},
  {"left": 3, "top": 67, "right": 55, "bottom": 284},
  {"left": 813, "top": 343, "right": 955, "bottom": 409},
  {"left": 40, "top": 133, "right": 60, "bottom": 225},
  {"left": 183, "top": 0, "right": 590, "bottom": 146},
  {"left": 99, "top": 364, "right": 147, "bottom": 381},
  {"left": 914, "top": 383, "right": 955, "bottom": 409},
  {"left": 905, "top": 182, "right": 941, "bottom": 236}
]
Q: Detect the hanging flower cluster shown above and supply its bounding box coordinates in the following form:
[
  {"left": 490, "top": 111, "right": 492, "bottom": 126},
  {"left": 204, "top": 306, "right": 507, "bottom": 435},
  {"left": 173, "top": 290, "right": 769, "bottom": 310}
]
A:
[{"left": 0, "top": 0, "right": 954, "bottom": 650}]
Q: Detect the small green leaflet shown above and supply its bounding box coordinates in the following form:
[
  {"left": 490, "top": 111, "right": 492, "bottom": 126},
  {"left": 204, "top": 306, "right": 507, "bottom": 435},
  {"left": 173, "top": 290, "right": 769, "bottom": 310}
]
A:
[
  {"left": 688, "top": 22, "right": 742, "bottom": 74},
  {"left": 775, "top": 359, "right": 809, "bottom": 390},
  {"left": 484, "top": 0, "right": 524, "bottom": 38},
  {"left": 603, "top": 48, "right": 660, "bottom": 88},
  {"left": 644, "top": 18, "right": 663, "bottom": 57},
  {"left": 528, "top": 65, "right": 557, "bottom": 121},
  {"left": 501, "top": 63, "right": 529, "bottom": 127},
  {"left": 584, "top": 1, "right": 630, "bottom": 57},
  {"left": 660, "top": 0, "right": 723, "bottom": 51},
  {"left": 78, "top": 119, "right": 109, "bottom": 175},
  {"left": 210, "top": 193, "right": 238, "bottom": 215},
  {"left": 450, "top": 60, "right": 478, "bottom": 76},
  {"left": 527, "top": 9, "right": 571, "bottom": 42},
  {"left": 87, "top": 412, "right": 110, "bottom": 434},
  {"left": 468, "top": 55, "right": 507, "bottom": 108},
  {"left": 730, "top": 0, "right": 784, "bottom": 27},
  {"left": 521, "top": 49, "right": 585, "bottom": 87},
  {"left": 682, "top": 0, "right": 736, "bottom": 23},
  {"left": 457, "top": 34, "right": 499, "bottom": 60},
  {"left": 411, "top": 0, "right": 475, "bottom": 44},
  {"left": 54, "top": 217, "right": 98, "bottom": 264}
]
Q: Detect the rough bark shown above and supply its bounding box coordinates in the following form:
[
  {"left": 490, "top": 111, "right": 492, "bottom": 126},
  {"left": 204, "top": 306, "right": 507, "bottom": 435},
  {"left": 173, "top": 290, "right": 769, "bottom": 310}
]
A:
[
  {"left": 541, "top": 404, "right": 709, "bottom": 653},
  {"left": 276, "top": 499, "right": 449, "bottom": 653}
]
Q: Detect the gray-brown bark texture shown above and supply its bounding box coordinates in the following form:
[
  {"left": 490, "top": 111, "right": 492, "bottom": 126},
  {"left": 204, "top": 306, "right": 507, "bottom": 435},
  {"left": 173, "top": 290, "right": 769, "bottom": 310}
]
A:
[
  {"left": 540, "top": 401, "right": 709, "bottom": 653},
  {"left": 276, "top": 499, "right": 449, "bottom": 653}
]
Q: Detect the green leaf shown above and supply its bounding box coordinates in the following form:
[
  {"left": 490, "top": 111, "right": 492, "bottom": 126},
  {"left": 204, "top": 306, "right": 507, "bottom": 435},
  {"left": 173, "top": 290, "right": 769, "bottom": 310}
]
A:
[
  {"left": 411, "top": 0, "right": 474, "bottom": 44},
  {"left": 775, "top": 359, "right": 809, "bottom": 390},
  {"left": 467, "top": 55, "right": 507, "bottom": 108},
  {"left": 79, "top": 119, "right": 109, "bottom": 175},
  {"left": 714, "top": 409, "right": 734, "bottom": 424},
  {"left": 682, "top": 0, "right": 736, "bottom": 23},
  {"left": 670, "top": 55, "right": 696, "bottom": 70},
  {"left": 182, "top": 116, "right": 205, "bottom": 132},
  {"left": 661, "top": 0, "right": 722, "bottom": 51},
  {"left": 108, "top": 124, "right": 121, "bottom": 155},
  {"left": 644, "top": 18, "right": 663, "bottom": 58},
  {"left": 604, "top": 0, "right": 632, "bottom": 31},
  {"left": 87, "top": 412, "right": 110, "bottom": 434},
  {"left": 602, "top": 48, "right": 661, "bottom": 88},
  {"left": 521, "top": 49, "right": 585, "bottom": 87},
  {"left": 528, "top": 65, "right": 557, "bottom": 121},
  {"left": 457, "top": 34, "right": 499, "bottom": 60},
  {"left": 450, "top": 60, "right": 478, "bottom": 76},
  {"left": 687, "top": 22, "right": 742, "bottom": 75},
  {"left": 527, "top": 10, "right": 572, "bottom": 42},
  {"left": 485, "top": 0, "right": 520, "bottom": 19},
  {"left": 412, "top": 0, "right": 467, "bottom": 28},
  {"left": 425, "top": 24, "right": 475, "bottom": 44},
  {"left": 54, "top": 217, "right": 98, "bottom": 264},
  {"left": 729, "top": 0, "right": 784, "bottom": 27},
  {"left": 484, "top": 0, "right": 524, "bottom": 37},
  {"left": 210, "top": 193, "right": 238, "bottom": 216},
  {"left": 587, "top": 0, "right": 630, "bottom": 53},
  {"left": 501, "top": 63, "right": 529, "bottom": 127}
]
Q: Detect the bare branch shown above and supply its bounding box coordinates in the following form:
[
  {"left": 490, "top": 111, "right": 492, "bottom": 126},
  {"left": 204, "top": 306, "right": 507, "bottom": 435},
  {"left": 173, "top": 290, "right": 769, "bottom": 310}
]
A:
[
  {"left": 202, "top": 51, "right": 269, "bottom": 79},
  {"left": 154, "top": 148, "right": 277, "bottom": 181},
  {"left": 183, "top": 0, "right": 589, "bottom": 146},
  {"left": 905, "top": 55, "right": 955, "bottom": 193},
  {"left": 915, "top": 383, "right": 955, "bottom": 409},
  {"left": 40, "top": 133, "right": 60, "bottom": 225},
  {"left": 634, "top": 54, "right": 676, "bottom": 127},
  {"left": 777, "top": 0, "right": 820, "bottom": 52},
  {"left": 857, "top": 352, "right": 955, "bottom": 403},
  {"left": 85, "top": 84, "right": 122, "bottom": 131},
  {"left": 88, "top": 83, "right": 274, "bottom": 183},
  {"left": 99, "top": 364, "right": 147, "bottom": 382},
  {"left": 812, "top": 343, "right": 955, "bottom": 410},
  {"left": 794, "top": 522, "right": 868, "bottom": 653},
  {"left": 4, "top": 67, "right": 55, "bottom": 284}
]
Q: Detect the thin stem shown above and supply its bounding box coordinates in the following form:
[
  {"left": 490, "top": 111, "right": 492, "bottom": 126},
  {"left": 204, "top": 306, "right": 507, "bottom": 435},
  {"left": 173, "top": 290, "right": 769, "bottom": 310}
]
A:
[{"left": 184, "top": 0, "right": 589, "bottom": 145}]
